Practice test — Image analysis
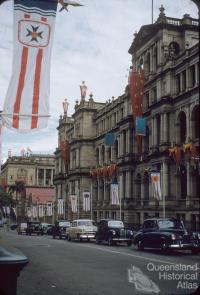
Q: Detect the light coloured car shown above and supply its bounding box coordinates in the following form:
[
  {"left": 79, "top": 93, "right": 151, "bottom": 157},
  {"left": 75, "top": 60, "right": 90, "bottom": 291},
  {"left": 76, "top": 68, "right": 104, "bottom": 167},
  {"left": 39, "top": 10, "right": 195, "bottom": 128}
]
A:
[
  {"left": 67, "top": 219, "right": 97, "bottom": 242},
  {"left": 17, "top": 222, "right": 28, "bottom": 234}
]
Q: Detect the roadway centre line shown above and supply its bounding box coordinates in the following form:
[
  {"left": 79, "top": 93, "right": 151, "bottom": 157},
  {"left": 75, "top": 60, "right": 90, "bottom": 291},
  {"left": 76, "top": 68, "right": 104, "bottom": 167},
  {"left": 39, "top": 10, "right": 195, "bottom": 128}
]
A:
[{"left": 68, "top": 243, "right": 179, "bottom": 265}]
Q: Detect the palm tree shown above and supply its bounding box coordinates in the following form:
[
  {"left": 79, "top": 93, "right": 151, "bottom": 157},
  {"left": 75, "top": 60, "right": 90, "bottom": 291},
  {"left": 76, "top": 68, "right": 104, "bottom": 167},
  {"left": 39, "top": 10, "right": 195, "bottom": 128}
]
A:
[{"left": 8, "top": 181, "right": 26, "bottom": 221}]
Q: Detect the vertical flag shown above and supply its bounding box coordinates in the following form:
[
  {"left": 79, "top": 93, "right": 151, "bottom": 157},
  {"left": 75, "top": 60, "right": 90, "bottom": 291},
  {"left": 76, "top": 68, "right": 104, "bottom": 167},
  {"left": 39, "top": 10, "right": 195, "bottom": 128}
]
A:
[
  {"left": 110, "top": 183, "right": 120, "bottom": 205},
  {"left": 70, "top": 195, "right": 77, "bottom": 213},
  {"left": 83, "top": 192, "right": 90, "bottom": 211},
  {"left": 32, "top": 205, "right": 38, "bottom": 218},
  {"left": 27, "top": 207, "right": 32, "bottom": 218},
  {"left": 105, "top": 132, "right": 115, "bottom": 146},
  {"left": 150, "top": 172, "right": 162, "bottom": 200},
  {"left": 2, "top": 0, "right": 58, "bottom": 132},
  {"left": 46, "top": 202, "right": 53, "bottom": 216},
  {"left": 38, "top": 204, "right": 44, "bottom": 217},
  {"left": 58, "top": 199, "right": 64, "bottom": 215},
  {"left": 60, "top": 140, "right": 70, "bottom": 170}
]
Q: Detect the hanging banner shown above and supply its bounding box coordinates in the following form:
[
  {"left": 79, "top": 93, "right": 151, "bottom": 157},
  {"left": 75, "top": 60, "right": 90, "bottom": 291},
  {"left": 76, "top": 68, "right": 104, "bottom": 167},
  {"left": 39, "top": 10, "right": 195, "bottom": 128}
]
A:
[
  {"left": 60, "top": 140, "right": 70, "bottom": 170},
  {"left": 150, "top": 173, "right": 162, "bottom": 200},
  {"left": 27, "top": 207, "right": 32, "bottom": 218},
  {"left": 105, "top": 132, "right": 115, "bottom": 146},
  {"left": 32, "top": 205, "right": 38, "bottom": 218},
  {"left": 135, "top": 117, "right": 146, "bottom": 136},
  {"left": 2, "top": 0, "right": 58, "bottom": 132},
  {"left": 70, "top": 195, "right": 77, "bottom": 213},
  {"left": 110, "top": 183, "right": 119, "bottom": 205},
  {"left": 83, "top": 192, "right": 90, "bottom": 211},
  {"left": 58, "top": 199, "right": 64, "bottom": 215},
  {"left": 46, "top": 202, "right": 53, "bottom": 216},
  {"left": 38, "top": 204, "right": 44, "bottom": 217}
]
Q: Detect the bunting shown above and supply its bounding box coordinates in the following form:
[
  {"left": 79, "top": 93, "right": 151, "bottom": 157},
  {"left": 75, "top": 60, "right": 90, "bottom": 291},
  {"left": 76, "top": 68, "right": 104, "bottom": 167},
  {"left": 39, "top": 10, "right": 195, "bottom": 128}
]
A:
[{"left": 2, "top": 0, "right": 58, "bottom": 132}]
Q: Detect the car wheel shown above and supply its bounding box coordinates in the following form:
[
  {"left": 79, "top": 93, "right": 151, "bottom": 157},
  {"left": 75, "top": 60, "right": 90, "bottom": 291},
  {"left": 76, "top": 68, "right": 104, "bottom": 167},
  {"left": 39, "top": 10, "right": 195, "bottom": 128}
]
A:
[
  {"left": 59, "top": 235, "right": 62, "bottom": 240},
  {"left": 95, "top": 235, "right": 101, "bottom": 244},
  {"left": 67, "top": 235, "right": 71, "bottom": 241},
  {"left": 108, "top": 236, "right": 113, "bottom": 246},
  {"left": 137, "top": 240, "right": 144, "bottom": 250},
  {"left": 53, "top": 235, "right": 55, "bottom": 239},
  {"left": 127, "top": 241, "right": 132, "bottom": 247},
  {"left": 77, "top": 234, "right": 82, "bottom": 242}
]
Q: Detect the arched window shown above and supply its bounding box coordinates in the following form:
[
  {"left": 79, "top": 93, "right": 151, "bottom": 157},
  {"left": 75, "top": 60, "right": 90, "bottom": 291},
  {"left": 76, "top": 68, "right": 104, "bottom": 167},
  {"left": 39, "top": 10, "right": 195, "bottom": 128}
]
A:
[
  {"left": 115, "top": 140, "right": 118, "bottom": 159},
  {"left": 153, "top": 46, "right": 158, "bottom": 71},
  {"left": 101, "top": 146, "right": 105, "bottom": 164},
  {"left": 156, "top": 114, "right": 161, "bottom": 145},
  {"left": 178, "top": 112, "right": 187, "bottom": 143},
  {"left": 146, "top": 52, "right": 151, "bottom": 73},
  {"left": 96, "top": 148, "right": 99, "bottom": 165},
  {"left": 135, "top": 173, "right": 141, "bottom": 205},
  {"left": 143, "top": 171, "right": 149, "bottom": 201}
]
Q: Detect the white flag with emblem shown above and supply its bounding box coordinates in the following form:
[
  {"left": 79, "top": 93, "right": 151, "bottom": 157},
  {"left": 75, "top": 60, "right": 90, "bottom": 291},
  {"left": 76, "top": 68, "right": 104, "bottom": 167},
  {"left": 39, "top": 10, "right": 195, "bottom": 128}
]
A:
[
  {"left": 150, "top": 173, "right": 162, "bottom": 200},
  {"left": 110, "top": 183, "right": 119, "bottom": 205},
  {"left": 70, "top": 195, "right": 77, "bottom": 213},
  {"left": 83, "top": 192, "right": 90, "bottom": 211},
  {"left": 2, "top": 0, "right": 57, "bottom": 132}
]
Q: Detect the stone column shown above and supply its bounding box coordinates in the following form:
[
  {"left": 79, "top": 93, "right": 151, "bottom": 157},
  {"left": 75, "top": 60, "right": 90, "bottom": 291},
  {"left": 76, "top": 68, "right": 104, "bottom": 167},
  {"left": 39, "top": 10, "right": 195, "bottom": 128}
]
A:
[
  {"left": 126, "top": 130, "right": 130, "bottom": 154},
  {"left": 126, "top": 171, "right": 131, "bottom": 199},
  {"left": 118, "top": 136, "right": 120, "bottom": 157},
  {"left": 160, "top": 114, "right": 164, "bottom": 143},
  {"left": 43, "top": 169, "right": 46, "bottom": 186},
  {"left": 163, "top": 113, "right": 168, "bottom": 143},
  {"left": 154, "top": 117, "right": 158, "bottom": 146},
  {"left": 36, "top": 168, "right": 38, "bottom": 186},
  {"left": 151, "top": 118, "right": 154, "bottom": 147},
  {"left": 195, "top": 63, "right": 198, "bottom": 86},
  {"left": 186, "top": 162, "right": 191, "bottom": 202},
  {"left": 141, "top": 181, "right": 145, "bottom": 207},
  {"left": 162, "top": 161, "right": 169, "bottom": 200},
  {"left": 51, "top": 169, "right": 54, "bottom": 185}
]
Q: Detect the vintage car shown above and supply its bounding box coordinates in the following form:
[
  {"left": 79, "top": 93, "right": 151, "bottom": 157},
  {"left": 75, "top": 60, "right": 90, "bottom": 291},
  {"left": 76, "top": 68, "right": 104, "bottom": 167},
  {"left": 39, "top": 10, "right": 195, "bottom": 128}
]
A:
[
  {"left": 52, "top": 221, "right": 71, "bottom": 239},
  {"left": 133, "top": 218, "right": 200, "bottom": 254},
  {"left": 25, "top": 221, "right": 44, "bottom": 236},
  {"left": 67, "top": 219, "right": 97, "bottom": 242},
  {"left": 17, "top": 222, "right": 28, "bottom": 234},
  {"left": 95, "top": 219, "right": 134, "bottom": 246},
  {"left": 41, "top": 223, "right": 53, "bottom": 235}
]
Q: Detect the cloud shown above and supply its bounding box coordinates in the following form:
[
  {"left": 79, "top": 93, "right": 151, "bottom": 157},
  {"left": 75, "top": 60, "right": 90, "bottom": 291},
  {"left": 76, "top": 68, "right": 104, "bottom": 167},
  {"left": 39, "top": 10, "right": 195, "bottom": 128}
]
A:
[{"left": 0, "top": 0, "right": 198, "bottom": 161}]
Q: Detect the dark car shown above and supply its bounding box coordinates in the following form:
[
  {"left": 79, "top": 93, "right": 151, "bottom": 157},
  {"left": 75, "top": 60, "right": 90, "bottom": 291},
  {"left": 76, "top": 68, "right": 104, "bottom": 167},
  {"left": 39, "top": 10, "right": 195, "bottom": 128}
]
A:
[
  {"left": 133, "top": 218, "right": 200, "bottom": 254},
  {"left": 26, "top": 221, "right": 44, "bottom": 236},
  {"left": 52, "top": 221, "right": 71, "bottom": 239},
  {"left": 95, "top": 219, "right": 134, "bottom": 246}
]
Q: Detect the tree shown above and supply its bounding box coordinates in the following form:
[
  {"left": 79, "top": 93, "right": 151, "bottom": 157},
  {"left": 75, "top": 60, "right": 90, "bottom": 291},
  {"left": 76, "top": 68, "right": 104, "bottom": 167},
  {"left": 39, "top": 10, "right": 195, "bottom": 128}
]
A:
[{"left": 8, "top": 181, "right": 26, "bottom": 221}]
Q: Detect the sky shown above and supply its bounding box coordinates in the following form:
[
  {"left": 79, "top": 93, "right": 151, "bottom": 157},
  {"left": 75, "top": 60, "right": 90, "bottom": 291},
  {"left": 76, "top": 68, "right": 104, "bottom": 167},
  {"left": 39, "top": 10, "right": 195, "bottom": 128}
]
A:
[{"left": 0, "top": 0, "right": 198, "bottom": 162}]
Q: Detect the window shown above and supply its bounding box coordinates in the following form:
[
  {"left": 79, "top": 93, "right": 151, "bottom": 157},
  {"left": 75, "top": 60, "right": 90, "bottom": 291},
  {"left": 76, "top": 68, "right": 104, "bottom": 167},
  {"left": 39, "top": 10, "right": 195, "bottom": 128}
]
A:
[
  {"left": 176, "top": 73, "right": 181, "bottom": 94},
  {"left": 179, "top": 112, "right": 187, "bottom": 143},
  {"left": 182, "top": 70, "right": 186, "bottom": 91},
  {"left": 151, "top": 87, "right": 157, "bottom": 103},
  {"left": 189, "top": 65, "right": 196, "bottom": 87}
]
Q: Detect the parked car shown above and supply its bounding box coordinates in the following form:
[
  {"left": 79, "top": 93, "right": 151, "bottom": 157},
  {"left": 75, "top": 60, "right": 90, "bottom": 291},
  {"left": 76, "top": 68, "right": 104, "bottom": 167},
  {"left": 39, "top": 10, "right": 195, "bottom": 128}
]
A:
[
  {"left": 26, "top": 221, "right": 44, "bottom": 236},
  {"left": 67, "top": 219, "right": 97, "bottom": 242},
  {"left": 133, "top": 218, "right": 200, "bottom": 254},
  {"left": 95, "top": 219, "right": 134, "bottom": 246},
  {"left": 47, "top": 224, "right": 54, "bottom": 235},
  {"left": 41, "top": 223, "right": 53, "bottom": 234},
  {"left": 10, "top": 223, "right": 18, "bottom": 230},
  {"left": 17, "top": 222, "right": 28, "bottom": 234},
  {"left": 52, "top": 221, "right": 71, "bottom": 239}
]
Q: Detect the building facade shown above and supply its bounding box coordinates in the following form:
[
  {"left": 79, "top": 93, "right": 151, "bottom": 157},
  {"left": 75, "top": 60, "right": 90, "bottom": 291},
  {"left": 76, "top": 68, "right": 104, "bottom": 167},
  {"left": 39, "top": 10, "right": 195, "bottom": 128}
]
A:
[
  {"left": 0, "top": 153, "right": 55, "bottom": 220},
  {"left": 54, "top": 7, "right": 199, "bottom": 231}
]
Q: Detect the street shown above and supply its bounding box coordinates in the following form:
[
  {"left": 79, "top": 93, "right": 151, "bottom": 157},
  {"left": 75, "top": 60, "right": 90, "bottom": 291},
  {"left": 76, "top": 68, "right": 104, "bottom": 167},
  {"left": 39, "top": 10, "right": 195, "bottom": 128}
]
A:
[{"left": 0, "top": 229, "right": 199, "bottom": 295}]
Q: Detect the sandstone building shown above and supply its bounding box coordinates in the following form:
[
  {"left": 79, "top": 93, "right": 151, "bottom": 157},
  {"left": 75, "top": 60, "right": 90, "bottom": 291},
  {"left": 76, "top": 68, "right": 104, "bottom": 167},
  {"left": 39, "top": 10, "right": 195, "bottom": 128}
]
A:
[{"left": 54, "top": 7, "right": 199, "bottom": 231}]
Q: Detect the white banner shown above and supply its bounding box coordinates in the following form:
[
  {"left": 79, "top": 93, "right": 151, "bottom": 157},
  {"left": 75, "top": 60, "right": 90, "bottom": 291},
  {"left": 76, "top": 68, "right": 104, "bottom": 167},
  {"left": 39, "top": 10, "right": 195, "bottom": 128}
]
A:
[
  {"left": 83, "top": 192, "right": 90, "bottom": 212},
  {"left": 110, "top": 184, "right": 120, "bottom": 205},
  {"left": 58, "top": 199, "right": 64, "bottom": 215},
  {"left": 38, "top": 204, "right": 44, "bottom": 217},
  {"left": 70, "top": 195, "right": 77, "bottom": 213},
  {"left": 2, "top": 0, "right": 57, "bottom": 132},
  {"left": 150, "top": 173, "right": 162, "bottom": 200},
  {"left": 27, "top": 207, "right": 32, "bottom": 218},
  {"left": 46, "top": 202, "right": 53, "bottom": 216},
  {"left": 32, "top": 205, "right": 38, "bottom": 218}
]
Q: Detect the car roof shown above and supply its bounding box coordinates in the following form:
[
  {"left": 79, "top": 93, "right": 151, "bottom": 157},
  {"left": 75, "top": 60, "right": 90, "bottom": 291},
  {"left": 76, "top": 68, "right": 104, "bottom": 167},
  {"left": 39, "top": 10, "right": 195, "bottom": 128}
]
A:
[
  {"left": 72, "top": 219, "right": 94, "bottom": 222},
  {"left": 143, "top": 218, "right": 178, "bottom": 221},
  {"left": 99, "top": 219, "right": 123, "bottom": 222}
]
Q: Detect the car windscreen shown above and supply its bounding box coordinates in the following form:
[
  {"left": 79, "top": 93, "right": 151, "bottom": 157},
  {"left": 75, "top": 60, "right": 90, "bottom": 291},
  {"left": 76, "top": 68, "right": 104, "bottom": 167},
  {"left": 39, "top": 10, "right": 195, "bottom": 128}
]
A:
[
  {"left": 158, "top": 220, "right": 184, "bottom": 229},
  {"left": 20, "top": 223, "right": 27, "bottom": 228},
  {"left": 77, "top": 221, "right": 95, "bottom": 226},
  {"left": 59, "top": 222, "right": 71, "bottom": 227},
  {"left": 108, "top": 221, "right": 124, "bottom": 228}
]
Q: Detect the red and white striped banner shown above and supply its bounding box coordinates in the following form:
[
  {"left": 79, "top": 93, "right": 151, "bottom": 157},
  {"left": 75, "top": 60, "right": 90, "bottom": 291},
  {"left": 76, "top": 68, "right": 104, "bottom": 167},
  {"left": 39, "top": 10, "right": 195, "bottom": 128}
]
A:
[
  {"left": 70, "top": 195, "right": 77, "bottom": 213},
  {"left": 150, "top": 172, "right": 162, "bottom": 200},
  {"left": 110, "top": 184, "right": 119, "bottom": 205},
  {"left": 2, "top": 0, "right": 57, "bottom": 132},
  {"left": 83, "top": 192, "right": 90, "bottom": 211}
]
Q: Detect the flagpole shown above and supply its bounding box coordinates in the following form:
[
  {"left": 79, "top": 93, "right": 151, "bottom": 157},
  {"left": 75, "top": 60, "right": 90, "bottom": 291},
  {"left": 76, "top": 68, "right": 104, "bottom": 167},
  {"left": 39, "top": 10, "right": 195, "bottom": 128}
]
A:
[
  {"left": 90, "top": 180, "right": 93, "bottom": 220},
  {"left": 151, "top": 0, "right": 154, "bottom": 24}
]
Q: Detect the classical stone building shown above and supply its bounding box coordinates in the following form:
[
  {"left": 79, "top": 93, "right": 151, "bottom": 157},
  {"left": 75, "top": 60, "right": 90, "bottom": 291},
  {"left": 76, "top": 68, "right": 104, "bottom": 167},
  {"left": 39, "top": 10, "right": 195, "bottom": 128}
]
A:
[
  {"left": 1, "top": 153, "right": 55, "bottom": 220},
  {"left": 54, "top": 7, "right": 199, "bottom": 231}
]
